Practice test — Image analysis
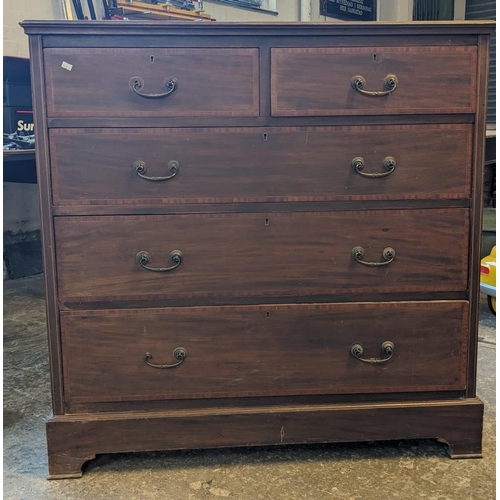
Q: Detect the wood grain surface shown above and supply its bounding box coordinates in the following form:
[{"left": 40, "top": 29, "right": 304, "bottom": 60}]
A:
[
  {"left": 28, "top": 36, "right": 66, "bottom": 415},
  {"left": 44, "top": 48, "right": 259, "bottom": 118},
  {"left": 54, "top": 209, "right": 469, "bottom": 304},
  {"left": 49, "top": 125, "right": 472, "bottom": 206},
  {"left": 45, "top": 397, "right": 485, "bottom": 478},
  {"left": 272, "top": 46, "right": 477, "bottom": 116},
  {"left": 65, "top": 390, "right": 466, "bottom": 414},
  {"left": 466, "top": 35, "right": 491, "bottom": 397},
  {"left": 60, "top": 301, "right": 469, "bottom": 403},
  {"left": 46, "top": 113, "right": 476, "bottom": 130}
]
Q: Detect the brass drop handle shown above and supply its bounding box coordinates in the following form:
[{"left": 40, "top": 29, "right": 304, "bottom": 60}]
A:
[
  {"left": 350, "top": 341, "right": 395, "bottom": 364},
  {"left": 130, "top": 76, "right": 178, "bottom": 99},
  {"left": 351, "top": 74, "right": 398, "bottom": 96},
  {"left": 351, "top": 156, "right": 396, "bottom": 178},
  {"left": 134, "top": 160, "right": 179, "bottom": 182},
  {"left": 352, "top": 246, "right": 396, "bottom": 267},
  {"left": 136, "top": 250, "right": 183, "bottom": 272},
  {"left": 144, "top": 348, "right": 187, "bottom": 369}
]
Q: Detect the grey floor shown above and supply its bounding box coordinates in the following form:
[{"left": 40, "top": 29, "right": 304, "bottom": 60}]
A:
[{"left": 4, "top": 274, "right": 496, "bottom": 500}]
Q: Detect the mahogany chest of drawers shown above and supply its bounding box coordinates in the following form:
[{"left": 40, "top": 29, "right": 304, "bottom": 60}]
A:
[{"left": 21, "top": 20, "right": 494, "bottom": 479}]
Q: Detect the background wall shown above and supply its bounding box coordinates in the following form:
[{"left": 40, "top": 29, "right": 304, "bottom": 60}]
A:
[
  {"left": 454, "top": 0, "right": 467, "bottom": 19},
  {"left": 378, "top": 0, "right": 413, "bottom": 20},
  {"left": 4, "top": 0, "right": 64, "bottom": 57}
]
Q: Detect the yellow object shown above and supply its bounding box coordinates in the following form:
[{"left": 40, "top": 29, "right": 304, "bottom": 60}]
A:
[{"left": 480, "top": 246, "right": 496, "bottom": 314}]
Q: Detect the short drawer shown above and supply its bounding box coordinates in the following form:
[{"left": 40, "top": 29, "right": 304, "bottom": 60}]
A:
[
  {"left": 60, "top": 301, "right": 469, "bottom": 403},
  {"left": 44, "top": 48, "right": 259, "bottom": 118},
  {"left": 55, "top": 209, "right": 469, "bottom": 304},
  {"left": 271, "top": 46, "right": 477, "bottom": 116},
  {"left": 49, "top": 124, "right": 472, "bottom": 206}
]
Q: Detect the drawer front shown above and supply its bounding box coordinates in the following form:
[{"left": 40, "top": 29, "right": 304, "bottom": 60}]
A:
[
  {"left": 61, "top": 301, "right": 469, "bottom": 403},
  {"left": 44, "top": 48, "right": 259, "bottom": 118},
  {"left": 55, "top": 209, "right": 469, "bottom": 303},
  {"left": 271, "top": 47, "right": 477, "bottom": 116},
  {"left": 50, "top": 125, "right": 472, "bottom": 206}
]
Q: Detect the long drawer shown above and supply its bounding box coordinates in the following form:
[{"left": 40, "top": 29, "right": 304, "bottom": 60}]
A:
[
  {"left": 54, "top": 209, "right": 469, "bottom": 303},
  {"left": 60, "top": 301, "right": 469, "bottom": 403},
  {"left": 49, "top": 125, "right": 472, "bottom": 206},
  {"left": 44, "top": 48, "right": 259, "bottom": 118},
  {"left": 271, "top": 46, "right": 477, "bottom": 116}
]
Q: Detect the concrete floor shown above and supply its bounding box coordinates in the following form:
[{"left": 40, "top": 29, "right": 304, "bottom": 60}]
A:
[{"left": 3, "top": 274, "right": 496, "bottom": 500}]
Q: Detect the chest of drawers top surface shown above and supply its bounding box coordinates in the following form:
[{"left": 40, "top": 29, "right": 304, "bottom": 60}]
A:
[
  {"left": 21, "top": 20, "right": 494, "bottom": 479},
  {"left": 21, "top": 19, "right": 495, "bottom": 42}
]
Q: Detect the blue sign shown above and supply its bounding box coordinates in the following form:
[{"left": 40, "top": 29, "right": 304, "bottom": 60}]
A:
[{"left": 320, "top": 0, "right": 376, "bottom": 21}]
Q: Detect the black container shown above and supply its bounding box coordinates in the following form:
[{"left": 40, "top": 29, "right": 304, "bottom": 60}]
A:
[{"left": 3, "top": 57, "right": 33, "bottom": 135}]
